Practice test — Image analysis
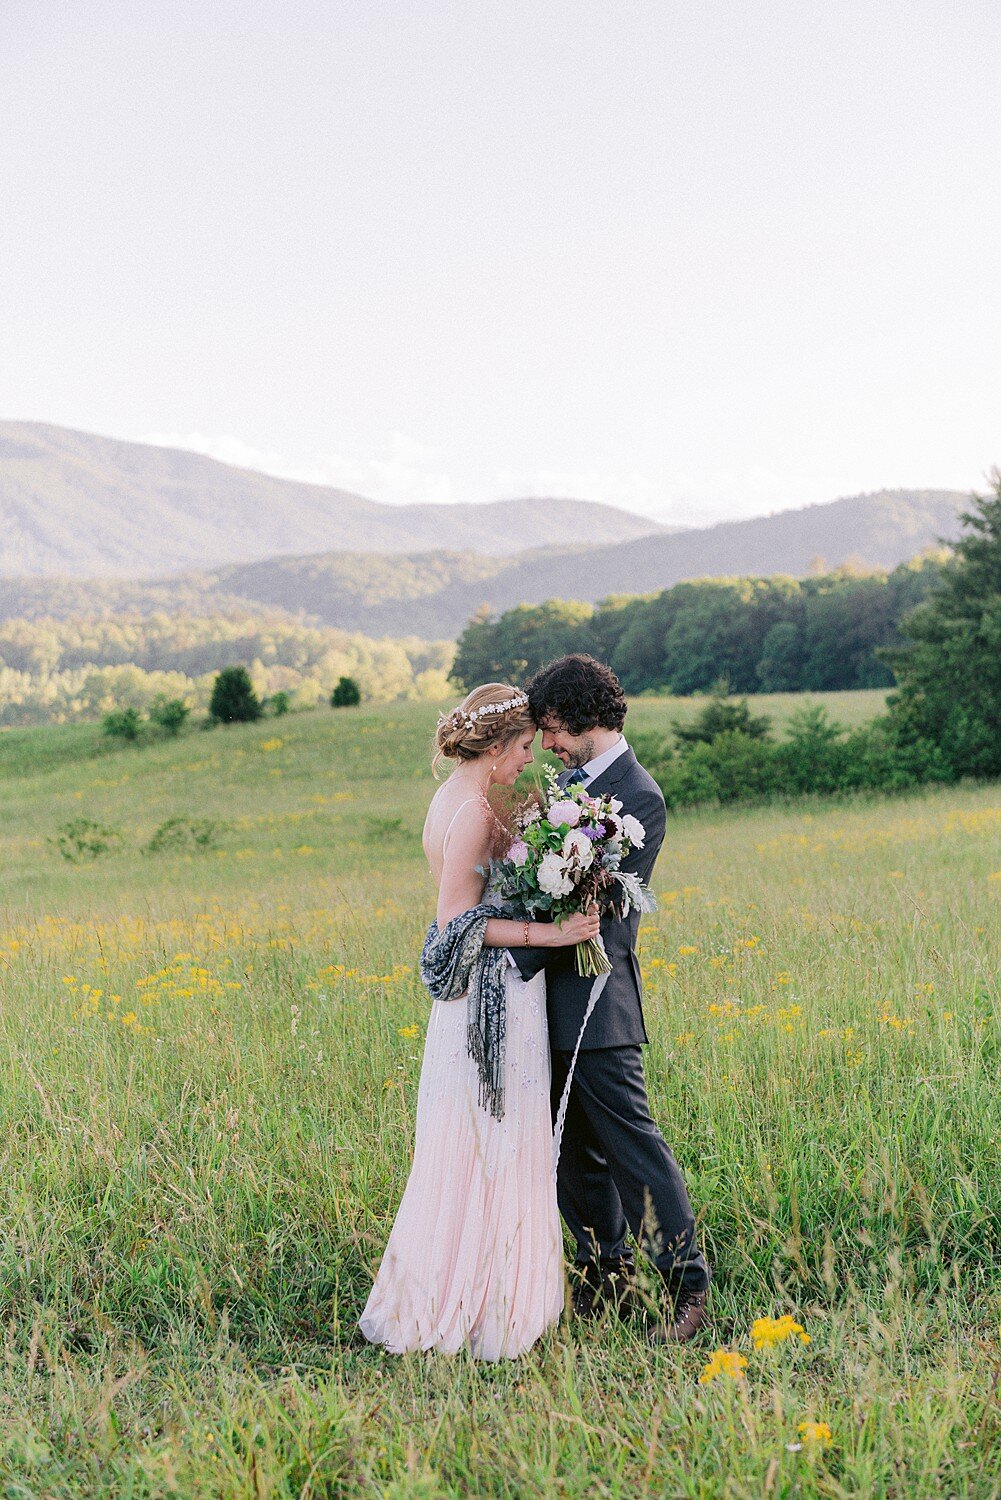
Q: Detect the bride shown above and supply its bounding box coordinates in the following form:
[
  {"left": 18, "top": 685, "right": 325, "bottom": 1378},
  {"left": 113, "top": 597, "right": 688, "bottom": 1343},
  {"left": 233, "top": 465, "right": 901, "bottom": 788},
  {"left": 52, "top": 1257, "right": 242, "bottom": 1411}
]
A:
[{"left": 359, "top": 683, "right": 600, "bottom": 1360}]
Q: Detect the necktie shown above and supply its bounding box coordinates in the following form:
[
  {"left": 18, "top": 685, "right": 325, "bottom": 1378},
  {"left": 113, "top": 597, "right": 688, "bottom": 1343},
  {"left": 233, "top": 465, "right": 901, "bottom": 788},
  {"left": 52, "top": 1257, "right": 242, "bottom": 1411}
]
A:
[{"left": 564, "top": 768, "right": 587, "bottom": 786}]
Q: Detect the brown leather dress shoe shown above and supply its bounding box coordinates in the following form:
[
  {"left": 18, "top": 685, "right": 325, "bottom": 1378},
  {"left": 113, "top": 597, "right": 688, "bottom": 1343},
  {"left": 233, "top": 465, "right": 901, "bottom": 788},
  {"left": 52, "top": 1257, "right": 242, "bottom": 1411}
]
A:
[{"left": 648, "top": 1288, "right": 709, "bottom": 1345}]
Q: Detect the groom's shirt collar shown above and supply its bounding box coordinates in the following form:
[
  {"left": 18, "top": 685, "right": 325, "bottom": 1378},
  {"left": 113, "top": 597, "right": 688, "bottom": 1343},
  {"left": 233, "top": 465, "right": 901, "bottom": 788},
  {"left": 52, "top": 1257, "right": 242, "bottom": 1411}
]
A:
[{"left": 579, "top": 734, "right": 628, "bottom": 787}]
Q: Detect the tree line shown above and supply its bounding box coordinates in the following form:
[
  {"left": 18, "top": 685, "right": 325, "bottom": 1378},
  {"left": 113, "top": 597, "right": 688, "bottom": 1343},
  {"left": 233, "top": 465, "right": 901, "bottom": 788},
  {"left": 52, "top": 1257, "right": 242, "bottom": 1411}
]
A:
[
  {"left": 455, "top": 471, "right": 1001, "bottom": 801},
  {"left": 0, "top": 611, "right": 454, "bottom": 727},
  {"left": 635, "top": 470, "right": 998, "bottom": 802},
  {"left": 451, "top": 554, "right": 946, "bottom": 697}
]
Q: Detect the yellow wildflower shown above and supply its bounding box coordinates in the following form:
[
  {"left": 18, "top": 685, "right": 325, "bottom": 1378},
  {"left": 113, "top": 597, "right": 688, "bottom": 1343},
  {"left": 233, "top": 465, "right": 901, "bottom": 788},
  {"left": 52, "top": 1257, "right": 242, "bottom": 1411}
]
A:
[
  {"left": 798, "top": 1421, "right": 832, "bottom": 1447},
  {"left": 678, "top": 945, "right": 699, "bottom": 956},
  {"left": 751, "top": 1314, "right": 810, "bottom": 1349},
  {"left": 699, "top": 1349, "right": 747, "bottom": 1383},
  {"left": 120, "top": 1012, "right": 139, "bottom": 1027},
  {"left": 398, "top": 1025, "right": 420, "bottom": 1039}
]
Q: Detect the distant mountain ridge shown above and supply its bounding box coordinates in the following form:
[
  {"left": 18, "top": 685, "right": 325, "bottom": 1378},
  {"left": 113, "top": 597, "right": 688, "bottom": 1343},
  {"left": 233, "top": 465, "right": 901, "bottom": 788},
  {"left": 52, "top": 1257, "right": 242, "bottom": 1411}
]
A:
[
  {"left": 0, "top": 488, "right": 969, "bottom": 638},
  {"left": 463, "top": 487, "right": 969, "bottom": 619},
  {"left": 0, "top": 420, "right": 662, "bottom": 575}
]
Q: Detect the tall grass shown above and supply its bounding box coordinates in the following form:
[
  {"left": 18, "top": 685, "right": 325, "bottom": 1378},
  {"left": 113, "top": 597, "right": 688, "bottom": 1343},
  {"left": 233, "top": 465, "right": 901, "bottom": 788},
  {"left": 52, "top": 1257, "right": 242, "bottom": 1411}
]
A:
[{"left": 0, "top": 700, "right": 999, "bottom": 1495}]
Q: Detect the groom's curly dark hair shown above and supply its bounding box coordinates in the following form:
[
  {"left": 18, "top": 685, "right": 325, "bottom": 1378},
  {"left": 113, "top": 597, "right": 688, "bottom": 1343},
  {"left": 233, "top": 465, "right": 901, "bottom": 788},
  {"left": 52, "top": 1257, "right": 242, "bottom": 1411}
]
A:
[{"left": 526, "top": 654, "right": 627, "bottom": 735}]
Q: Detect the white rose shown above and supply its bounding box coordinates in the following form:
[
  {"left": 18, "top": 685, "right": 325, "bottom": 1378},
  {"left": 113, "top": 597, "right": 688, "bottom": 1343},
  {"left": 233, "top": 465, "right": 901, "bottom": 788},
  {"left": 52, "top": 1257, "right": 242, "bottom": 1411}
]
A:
[
  {"left": 620, "top": 813, "right": 645, "bottom": 849},
  {"left": 608, "top": 797, "right": 624, "bottom": 814},
  {"left": 548, "top": 799, "right": 581, "bottom": 828},
  {"left": 562, "top": 828, "right": 594, "bottom": 868},
  {"left": 537, "top": 851, "right": 573, "bottom": 897}
]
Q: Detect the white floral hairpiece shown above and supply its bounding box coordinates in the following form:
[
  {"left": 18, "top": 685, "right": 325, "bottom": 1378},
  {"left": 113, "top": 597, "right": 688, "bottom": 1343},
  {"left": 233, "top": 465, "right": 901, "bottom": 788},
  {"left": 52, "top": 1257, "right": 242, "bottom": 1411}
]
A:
[{"left": 441, "top": 692, "right": 529, "bottom": 734}]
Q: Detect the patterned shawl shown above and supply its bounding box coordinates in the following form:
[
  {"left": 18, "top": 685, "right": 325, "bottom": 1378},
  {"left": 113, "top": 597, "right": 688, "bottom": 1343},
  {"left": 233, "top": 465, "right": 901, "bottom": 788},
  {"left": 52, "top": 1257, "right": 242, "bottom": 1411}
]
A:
[{"left": 420, "top": 903, "right": 509, "bottom": 1120}]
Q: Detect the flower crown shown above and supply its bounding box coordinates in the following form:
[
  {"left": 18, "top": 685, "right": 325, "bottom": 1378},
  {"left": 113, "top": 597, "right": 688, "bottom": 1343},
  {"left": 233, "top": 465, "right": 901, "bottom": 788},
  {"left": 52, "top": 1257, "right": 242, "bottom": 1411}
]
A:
[{"left": 442, "top": 692, "right": 529, "bottom": 734}]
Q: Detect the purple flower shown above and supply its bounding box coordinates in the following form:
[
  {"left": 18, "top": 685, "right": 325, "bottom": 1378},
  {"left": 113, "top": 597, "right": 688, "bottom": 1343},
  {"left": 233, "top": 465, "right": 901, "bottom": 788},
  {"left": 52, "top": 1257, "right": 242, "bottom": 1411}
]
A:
[{"left": 580, "top": 823, "right": 605, "bottom": 840}]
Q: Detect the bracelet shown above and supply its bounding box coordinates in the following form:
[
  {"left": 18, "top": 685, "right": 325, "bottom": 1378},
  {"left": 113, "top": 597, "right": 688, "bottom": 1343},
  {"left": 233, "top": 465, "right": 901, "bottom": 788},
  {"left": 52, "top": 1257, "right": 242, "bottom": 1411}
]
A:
[{"left": 523, "top": 921, "right": 531, "bottom": 946}]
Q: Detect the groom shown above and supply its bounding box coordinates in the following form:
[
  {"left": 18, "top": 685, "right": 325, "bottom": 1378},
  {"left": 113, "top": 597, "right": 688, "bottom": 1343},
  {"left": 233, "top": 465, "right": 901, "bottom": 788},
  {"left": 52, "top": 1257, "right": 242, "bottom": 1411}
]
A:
[{"left": 511, "top": 653, "right": 711, "bottom": 1343}]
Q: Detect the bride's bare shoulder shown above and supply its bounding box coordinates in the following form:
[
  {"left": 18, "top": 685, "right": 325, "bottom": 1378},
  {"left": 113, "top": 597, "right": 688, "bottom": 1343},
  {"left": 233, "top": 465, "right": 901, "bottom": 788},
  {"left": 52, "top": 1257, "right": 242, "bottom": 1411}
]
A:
[
  {"left": 423, "top": 780, "right": 489, "bottom": 852},
  {"left": 425, "top": 785, "right": 490, "bottom": 838}
]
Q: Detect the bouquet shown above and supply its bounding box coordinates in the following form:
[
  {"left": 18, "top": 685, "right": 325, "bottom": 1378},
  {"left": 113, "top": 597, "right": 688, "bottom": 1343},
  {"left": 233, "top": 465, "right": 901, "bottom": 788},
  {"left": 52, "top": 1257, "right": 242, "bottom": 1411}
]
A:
[{"left": 486, "top": 765, "right": 657, "bottom": 977}]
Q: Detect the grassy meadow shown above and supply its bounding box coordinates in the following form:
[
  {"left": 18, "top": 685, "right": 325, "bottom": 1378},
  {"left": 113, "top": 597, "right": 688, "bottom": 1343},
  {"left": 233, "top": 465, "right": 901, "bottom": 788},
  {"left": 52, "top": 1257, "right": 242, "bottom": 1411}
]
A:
[{"left": 1, "top": 693, "right": 1000, "bottom": 1497}]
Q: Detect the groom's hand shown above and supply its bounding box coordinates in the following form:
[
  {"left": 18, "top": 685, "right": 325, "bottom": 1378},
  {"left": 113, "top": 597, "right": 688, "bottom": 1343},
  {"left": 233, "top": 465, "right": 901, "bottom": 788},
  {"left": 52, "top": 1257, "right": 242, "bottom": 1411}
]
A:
[
  {"left": 508, "top": 913, "right": 570, "bottom": 981},
  {"left": 510, "top": 943, "right": 571, "bottom": 981},
  {"left": 509, "top": 945, "right": 548, "bottom": 981}
]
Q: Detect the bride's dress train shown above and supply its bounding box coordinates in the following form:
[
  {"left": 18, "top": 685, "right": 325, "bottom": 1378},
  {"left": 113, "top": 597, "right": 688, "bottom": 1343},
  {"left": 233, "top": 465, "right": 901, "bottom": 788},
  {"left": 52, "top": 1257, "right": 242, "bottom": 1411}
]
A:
[{"left": 359, "top": 963, "right": 564, "bottom": 1360}]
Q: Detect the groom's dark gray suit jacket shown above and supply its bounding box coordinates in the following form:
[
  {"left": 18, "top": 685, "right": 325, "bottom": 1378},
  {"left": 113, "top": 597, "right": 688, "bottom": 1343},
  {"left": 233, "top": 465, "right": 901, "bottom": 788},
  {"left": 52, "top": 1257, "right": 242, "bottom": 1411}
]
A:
[{"left": 511, "top": 747, "right": 666, "bottom": 1052}]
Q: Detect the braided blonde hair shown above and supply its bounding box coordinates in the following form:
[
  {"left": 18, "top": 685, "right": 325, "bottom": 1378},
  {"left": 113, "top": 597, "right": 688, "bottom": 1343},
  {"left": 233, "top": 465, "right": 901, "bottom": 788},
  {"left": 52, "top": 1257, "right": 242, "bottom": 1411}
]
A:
[{"left": 432, "top": 683, "right": 533, "bottom": 777}]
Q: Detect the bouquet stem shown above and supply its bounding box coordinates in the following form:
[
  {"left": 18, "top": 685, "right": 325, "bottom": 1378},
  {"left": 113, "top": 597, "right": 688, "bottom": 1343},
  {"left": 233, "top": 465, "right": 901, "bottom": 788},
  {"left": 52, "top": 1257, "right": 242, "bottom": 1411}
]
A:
[{"left": 575, "top": 934, "right": 612, "bottom": 978}]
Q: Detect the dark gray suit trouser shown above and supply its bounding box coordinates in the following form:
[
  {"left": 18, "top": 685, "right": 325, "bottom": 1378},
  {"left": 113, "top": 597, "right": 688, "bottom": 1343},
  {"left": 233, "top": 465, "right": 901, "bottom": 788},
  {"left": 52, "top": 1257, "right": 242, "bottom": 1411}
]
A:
[{"left": 550, "top": 1044, "right": 711, "bottom": 1295}]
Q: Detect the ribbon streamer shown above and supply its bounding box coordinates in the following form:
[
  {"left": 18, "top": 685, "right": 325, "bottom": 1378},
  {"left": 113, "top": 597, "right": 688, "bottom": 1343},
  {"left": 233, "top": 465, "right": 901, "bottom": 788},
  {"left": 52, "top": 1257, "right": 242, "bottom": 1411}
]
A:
[{"left": 551, "top": 971, "right": 610, "bottom": 1175}]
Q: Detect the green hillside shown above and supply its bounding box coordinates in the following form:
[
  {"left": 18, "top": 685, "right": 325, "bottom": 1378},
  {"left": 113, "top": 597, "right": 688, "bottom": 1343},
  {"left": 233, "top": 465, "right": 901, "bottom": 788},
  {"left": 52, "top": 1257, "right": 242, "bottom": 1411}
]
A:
[
  {"left": 0, "top": 687, "right": 890, "bottom": 783},
  {"left": 1, "top": 703, "right": 998, "bottom": 1492},
  {"left": 0, "top": 609, "right": 455, "bottom": 726},
  {"left": 1, "top": 476, "right": 968, "bottom": 637}
]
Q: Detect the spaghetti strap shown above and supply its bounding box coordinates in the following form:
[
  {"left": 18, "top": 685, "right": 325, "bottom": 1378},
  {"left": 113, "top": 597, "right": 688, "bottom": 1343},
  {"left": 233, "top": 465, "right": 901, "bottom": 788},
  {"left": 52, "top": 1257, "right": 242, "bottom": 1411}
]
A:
[{"left": 443, "top": 796, "right": 486, "bottom": 843}]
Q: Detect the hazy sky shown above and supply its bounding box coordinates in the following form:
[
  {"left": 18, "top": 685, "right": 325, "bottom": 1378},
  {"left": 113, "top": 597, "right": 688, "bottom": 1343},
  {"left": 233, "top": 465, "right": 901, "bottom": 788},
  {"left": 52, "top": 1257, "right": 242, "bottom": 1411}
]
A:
[{"left": 1, "top": 0, "right": 999, "bottom": 523}]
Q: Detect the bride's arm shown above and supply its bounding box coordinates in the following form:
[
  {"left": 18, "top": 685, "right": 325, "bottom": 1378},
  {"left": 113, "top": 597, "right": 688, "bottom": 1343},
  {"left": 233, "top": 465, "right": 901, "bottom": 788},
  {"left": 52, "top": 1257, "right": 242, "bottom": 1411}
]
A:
[{"left": 437, "top": 806, "right": 597, "bottom": 950}]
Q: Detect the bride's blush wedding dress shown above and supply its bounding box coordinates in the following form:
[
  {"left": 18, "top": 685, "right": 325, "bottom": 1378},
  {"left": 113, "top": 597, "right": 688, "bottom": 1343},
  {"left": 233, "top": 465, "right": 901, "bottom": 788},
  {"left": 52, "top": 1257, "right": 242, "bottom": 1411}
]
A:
[{"left": 359, "top": 808, "right": 564, "bottom": 1360}]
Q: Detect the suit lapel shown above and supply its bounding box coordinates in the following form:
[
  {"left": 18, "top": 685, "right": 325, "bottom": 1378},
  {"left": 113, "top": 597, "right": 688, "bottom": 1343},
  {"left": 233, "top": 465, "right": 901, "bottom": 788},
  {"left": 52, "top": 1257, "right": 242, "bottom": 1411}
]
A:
[{"left": 585, "top": 747, "right": 637, "bottom": 800}]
